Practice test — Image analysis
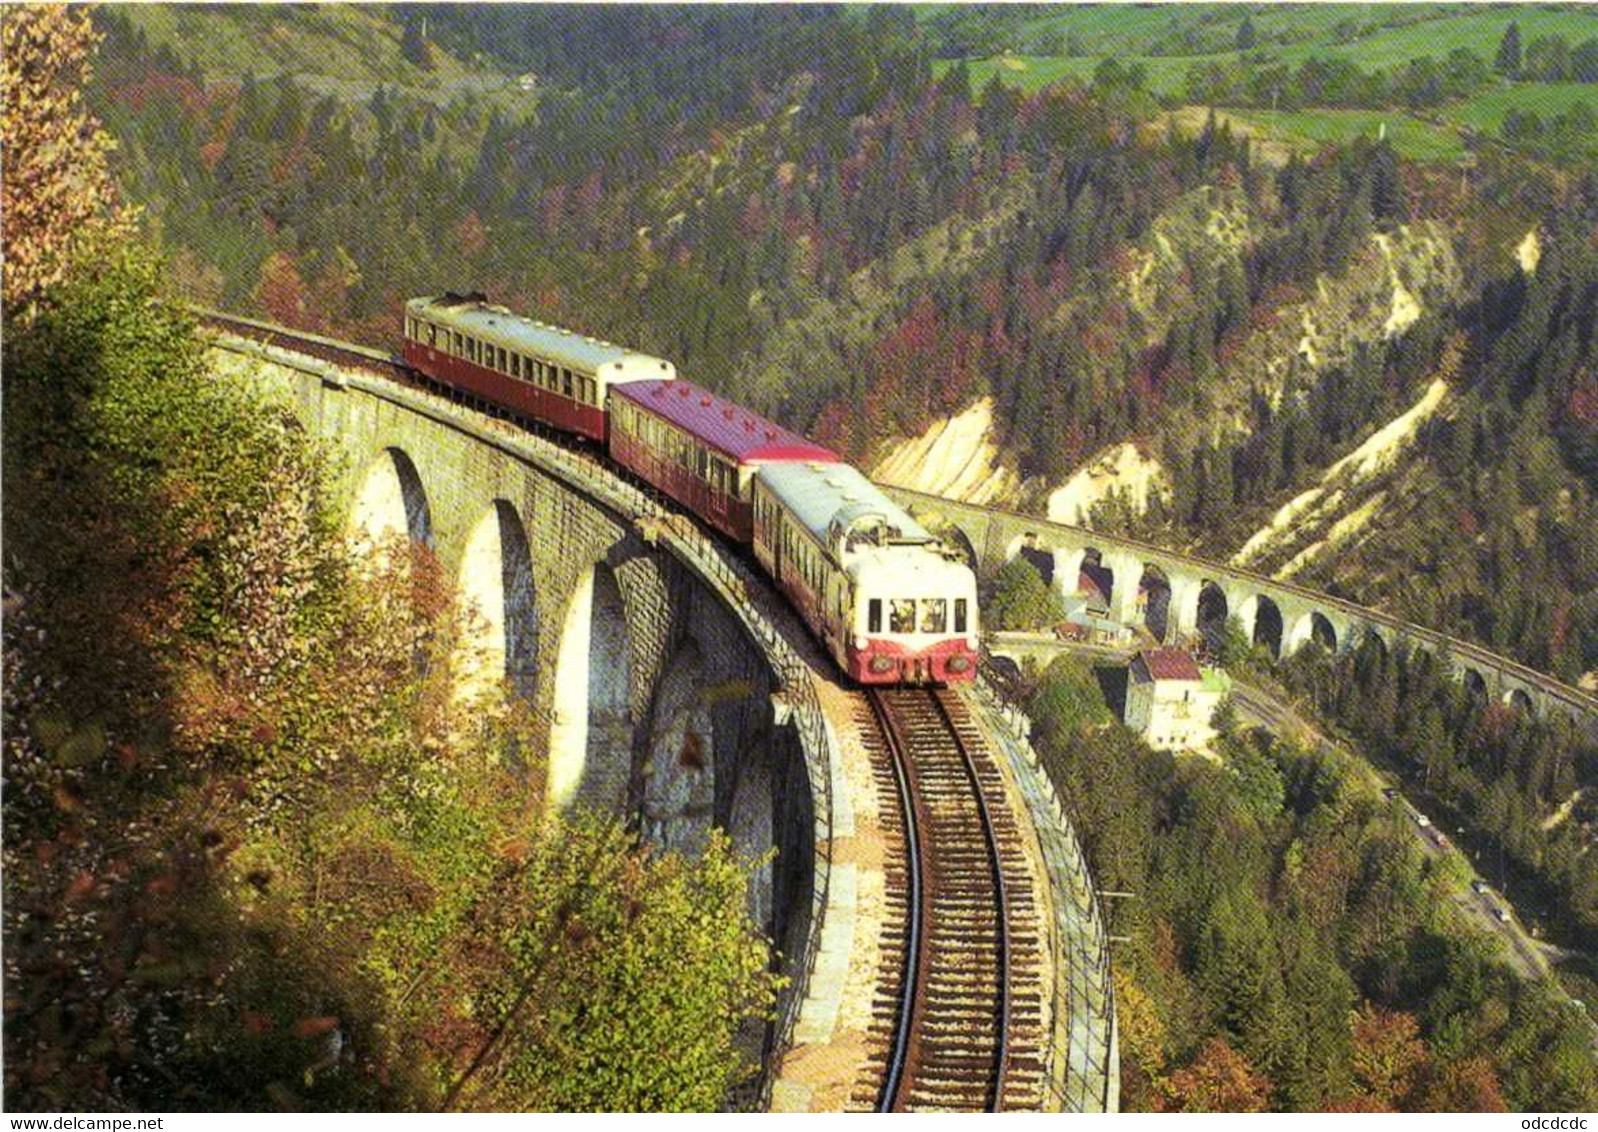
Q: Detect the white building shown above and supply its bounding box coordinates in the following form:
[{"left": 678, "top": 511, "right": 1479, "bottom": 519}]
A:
[{"left": 1124, "top": 647, "right": 1232, "bottom": 752}]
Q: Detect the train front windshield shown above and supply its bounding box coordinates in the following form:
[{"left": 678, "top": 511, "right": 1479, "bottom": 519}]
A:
[{"left": 869, "top": 597, "right": 969, "bottom": 636}]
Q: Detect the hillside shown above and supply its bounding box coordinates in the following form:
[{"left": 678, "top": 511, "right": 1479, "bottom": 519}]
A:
[
  {"left": 87, "top": 3, "right": 1595, "bottom": 689},
  {"left": 10, "top": 3, "right": 1596, "bottom": 1114}
]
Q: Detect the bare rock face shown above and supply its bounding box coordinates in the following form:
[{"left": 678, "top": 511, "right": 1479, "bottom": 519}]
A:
[{"left": 870, "top": 397, "right": 1020, "bottom": 505}]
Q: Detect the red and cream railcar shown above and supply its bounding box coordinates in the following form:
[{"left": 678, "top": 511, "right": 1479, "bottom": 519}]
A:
[
  {"left": 751, "top": 462, "right": 979, "bottom": 684},
  {"left": 403, "top": 293, "right": 675, "bottom": 442},
  {"left": 607, "top": 378, "right": 838, "bottom": 541}
]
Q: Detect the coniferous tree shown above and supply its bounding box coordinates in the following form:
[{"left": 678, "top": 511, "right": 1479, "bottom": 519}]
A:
[
  {"left": 1236, "top": 15, "right": 1258, "bottom": 52},
  {"left": 1496, "top": 21, "right": 1523, "bottom": 76},
  {"left": 401, "top": 18, "right": 434, "bottom": 70}
]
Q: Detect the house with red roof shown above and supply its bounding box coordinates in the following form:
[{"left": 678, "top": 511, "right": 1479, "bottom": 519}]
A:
[{"left": 1124, "top": 647, "right": 1232, "bottom": 752}]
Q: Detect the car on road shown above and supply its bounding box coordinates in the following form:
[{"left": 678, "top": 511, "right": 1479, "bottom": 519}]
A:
[
  {"left": 1412, "top": 810, "right": 1431, "bottom": 828},
  {"left": 1429, "top": 830, "right": 1447, "bottom": 848},
  {"left": 1493, "top": 905, "right": 1513, "bottom": 924},
  {"left": 1382, "top": 787, "right": 1399, "bottom": 800},
  {"left": 1471, "top": 879, "right": 1492, "bottom": 895}
]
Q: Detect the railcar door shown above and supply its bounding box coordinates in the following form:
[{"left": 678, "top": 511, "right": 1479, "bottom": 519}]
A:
[{"left": 711, "top": 456, "right": 734, "bottom": 527}]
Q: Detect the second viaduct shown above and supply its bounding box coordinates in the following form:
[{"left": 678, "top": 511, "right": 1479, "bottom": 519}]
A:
[{"left": 882, "top": 485, "right": 1597, "bottom": 725}]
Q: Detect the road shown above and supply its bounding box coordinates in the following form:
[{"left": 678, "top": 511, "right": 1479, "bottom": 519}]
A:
[
  {"left": 1226, "top": 682, "right": 1563, "bottom": 980},
  {"left": 989, "top": 631, "right": 1574, "bottom": 987}
]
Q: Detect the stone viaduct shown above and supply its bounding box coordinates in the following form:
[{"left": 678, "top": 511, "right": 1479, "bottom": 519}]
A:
[
  {"left": 882, "top": 485, "right": 1598, "bottom": 726},
  {"left": 203, "top": 324, "right": 1119, "bottom": 1113}
]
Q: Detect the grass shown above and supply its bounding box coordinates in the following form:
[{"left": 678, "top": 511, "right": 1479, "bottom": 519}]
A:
[
  {"left": 923, "top": 3, "right": 1594, "bottom": 63},
  {"left": 1442, "top": 82, "right": 1598, "bottom": 132},
  {"left": 1271, "top": 7, "right": 1598, "bottom": 69},
  {"left": 931, "top": 5, "right": 1594, "bottom": 164},
  {"left": 1221, "top": 107, "right": 1467, "bottom": 162},
  {"left": 940, "top": 51, "right": 1222, "bottom": 99}
]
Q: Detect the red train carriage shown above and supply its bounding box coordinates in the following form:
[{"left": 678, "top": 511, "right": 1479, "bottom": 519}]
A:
[
  {"left": 403, "top": 293, "right": 675, "bottom": 442},
  {"left": 751, "top": 462, "right": 979, "bottom": 684},
  {"left": 608, "top": 379, "right": 838, "bottom": 541}
]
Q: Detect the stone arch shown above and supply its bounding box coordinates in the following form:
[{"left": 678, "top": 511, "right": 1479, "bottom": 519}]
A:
[
  {"left": 1239, "top": 593, "right": 1283, "bottom": 658},
  {"left": 1006, "top": 530, "right": 1055, "bottom": 585},
  {"left": 1289, "top": 610, "right": 1338, "bottom": 654},
  {"left": 1195, "top": 580, "right": 1230, "bottom": 650},
  {"left": 1463, "top": 668, "right": 1488, "bottom": 700},
  {"left": 1504, "top": 687, "right": 1534, "bottom": 714},
  {"left": 1138, "top": 563, "right": 1174, "bottom": 642},
  {"left": 1075, "top": 547, "right": 1115, "bottom": 615},
  {"left": 943, "top": 525, "right": 979, "bottom": 573},
  {"left": 453, "top": 500, "right": 537, "bottom": 707},
  {"left": 546, "top": 561, "right": 634, "bottom": 815},
  {"left": 349, "top": 446, "right": 433, "bottom": 551},
  {"left": 640, "top": 638, "right": 716, "bottom": 852},
  {"left": 1356, "top": 625, "right": 1389, "bottom": 660},
  {"left": 1352, "top": 625, "right": 1389, "bottom": 686}
]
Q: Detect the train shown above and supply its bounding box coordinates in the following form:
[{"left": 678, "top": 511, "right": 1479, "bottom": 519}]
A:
[{"left": 401, "top": 292, "right": 979, "bottom": 684}]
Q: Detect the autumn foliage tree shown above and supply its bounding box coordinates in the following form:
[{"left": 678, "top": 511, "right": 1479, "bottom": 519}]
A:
[
  {"left": 1, "top": 5, "right": 133, "bottom": 315},
  {"left": 1166, "top": 1037, "right": 1272, "bottom": 1113},
  {"left": 1347, "top": 1003, "right": 1429, "bottom": 1110}
]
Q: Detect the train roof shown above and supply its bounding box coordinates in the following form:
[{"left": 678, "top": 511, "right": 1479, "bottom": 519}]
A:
[
  {"left": 757, "top": 461, "right": 934, "bottom": 547},
  {"left": 406, "top": 294, "right": 672, "bottom": 376},
  {"left": 611, "top": 379, "right": 839, "bottom": 465}
]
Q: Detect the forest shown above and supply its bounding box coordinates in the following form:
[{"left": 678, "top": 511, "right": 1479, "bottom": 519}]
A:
[
  {"left": 87, "top": 5, "right": 1597, "bottom": 689},
  {"left": 1026, "top": 655, "right": 1595, "bottom": 1112}
]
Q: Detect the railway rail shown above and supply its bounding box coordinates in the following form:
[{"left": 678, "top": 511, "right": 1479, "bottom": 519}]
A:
[{"left": 856, "top": 688, "right": 1047, "bottom": 1111}]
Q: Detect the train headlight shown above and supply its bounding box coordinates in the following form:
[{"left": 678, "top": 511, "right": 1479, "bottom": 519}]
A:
[
  {"left": 947, "top": 655, "right": 971, "bottom": 674},
  {"left": 869, "top": 655, "right": 895, "bottom": 674}
]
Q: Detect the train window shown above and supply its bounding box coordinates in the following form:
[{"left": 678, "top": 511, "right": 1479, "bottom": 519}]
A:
[
  {"left": 954, "top": 599, "right": 968, "bottom": 634},
  {"left": 512, "top": 354, "right": 522, "bottom": 379},
  {"left": 696, "top": 448, "right": 708, "bottom": 479},
  {"left": 427, "top": 325, "right": 437, "bottom": 347},
  {"left": 890, "top": 600, "right": 916, "bottom": 634},
  {"left": 921, "top": 599, "right": 947, "bottom": 634},
  {"left": 562, "top": 369, "right": 573, "bottom": 398},
  {"left": 868, "top": 599, "right": 882, "bottom": 633}
]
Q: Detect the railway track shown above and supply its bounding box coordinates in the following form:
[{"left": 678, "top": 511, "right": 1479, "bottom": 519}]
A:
[{"left": 855, "top": 688, "right": 1047, "bottom": 1112}]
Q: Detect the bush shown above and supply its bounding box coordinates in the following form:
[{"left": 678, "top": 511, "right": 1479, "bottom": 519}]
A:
[{"left": 987, "top": 555, "right": 1067, "bottom": 631}]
